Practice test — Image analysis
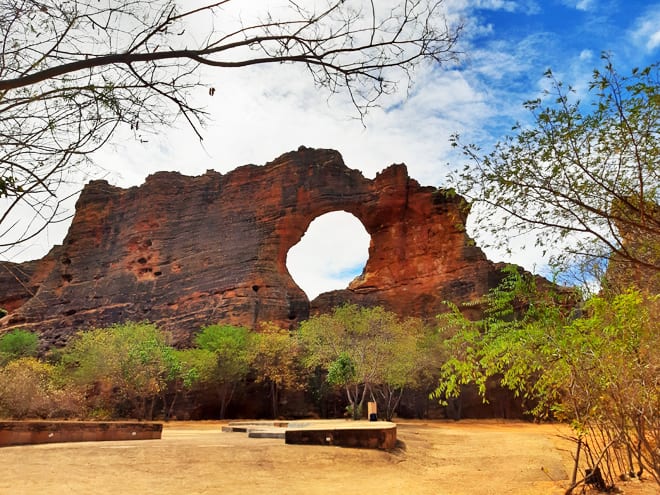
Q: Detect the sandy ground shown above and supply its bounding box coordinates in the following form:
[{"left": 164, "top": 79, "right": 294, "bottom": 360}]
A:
[{"left": 0, "top": 420, "right": 657, "bottom": 495}]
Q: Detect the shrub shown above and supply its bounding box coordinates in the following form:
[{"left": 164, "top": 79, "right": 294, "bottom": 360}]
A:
[
  {"left": 0, "top": 357, "right": 82, "bottom": 418},
  {"left": 0, "top": 329, "right": 39, "bottom": 365}
]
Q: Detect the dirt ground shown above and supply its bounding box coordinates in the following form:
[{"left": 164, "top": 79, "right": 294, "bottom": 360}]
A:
[{"left": 1, "top": 420, "right": 657, "bottom": 495}]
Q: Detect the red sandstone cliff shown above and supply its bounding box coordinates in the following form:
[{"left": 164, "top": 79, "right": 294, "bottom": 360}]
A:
[{"left": 0, "top": 147, "right": 505, "bottom": 347}]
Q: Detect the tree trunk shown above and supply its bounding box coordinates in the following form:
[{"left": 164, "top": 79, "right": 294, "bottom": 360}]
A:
[
  {"left": 218, "top": 383, "right": 236, "bottom": 419},
  {"left": 270, "top": 381, "right": 279, "bottom": 419},
  {"left": 164, "top": 389, "right": 179, "bottom": 420},
  {"left": 381, "top": 386, "right": 405, "bottom": 421},
  {"left": 354, "top": 384, "right": 370, "bottom": 420}
]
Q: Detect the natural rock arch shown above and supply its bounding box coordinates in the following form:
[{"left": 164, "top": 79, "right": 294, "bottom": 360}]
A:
[
  {"left": 286, "top": 211, "right": 371, "bottom": 299},
  {"left": 0, "top": 147, "right": 504, "bottom": 347}
]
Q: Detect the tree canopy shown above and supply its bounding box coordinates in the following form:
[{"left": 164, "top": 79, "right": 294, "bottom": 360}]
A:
[
  {"left": 61, "top": 321, "right": 179, "bottom": 418},
  {"left": 194, "top": 324, "right": 253, "bottom": 418},
  {"left": 251, "top": 323, "right": 303, "bottom": 418},
  {"left": 299, "top": 304, "right": 431, "bottom": 420}
]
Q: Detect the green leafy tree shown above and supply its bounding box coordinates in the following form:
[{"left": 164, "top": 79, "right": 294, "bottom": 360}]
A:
[
  {"left": 433, "top": 267, "right": 569, "bottom": 412},
  {"left": 61, "top": 322, "right": 177, "bottom": 419},
  {"left": 434, "top": 268, "right": 660, "bottom": 491},
  {"left": 0, "top": 328, "right": 39, "bottom": 365},
  {"left": 251, "top": 323, "right": 304, "bottom": 419},
  {"left": 0, "top": 0, "right": 461, "bottom": 255},
  {"left": 160, "top": 348, "right": 217, "bottom": 420},
  {"left": 299, "top": 304, "right": 428, "bottom": 420},
  {"left": 450, "top": 56, "right": 660, "bottom": 285},
  {"left": 194, "top": 324, "right": 253, "bottom": 419},
  {"left": 325, "top": 351, "right": 359, "bottom": 418},
  {"left": 376, "top": 318, "right": 436, "bottom": 421}
]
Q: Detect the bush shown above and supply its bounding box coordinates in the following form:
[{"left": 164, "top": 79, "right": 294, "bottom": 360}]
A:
[
  {"left": 0, "top": 357, "right": 82, "bottom": 419},
  {"left": 60, "top": 322, "right": 178, "bottom": 419},
  {"left": 0, "top": 329, "right": 39, "bottom": 365}
]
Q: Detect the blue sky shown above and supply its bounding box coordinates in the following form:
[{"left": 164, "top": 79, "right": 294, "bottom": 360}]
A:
[
  {"left": 8, "top": 0, "right": 660, "bottom": 299},
  {"left": 473, "top": 0, "right": 657, "bottom": 74}
]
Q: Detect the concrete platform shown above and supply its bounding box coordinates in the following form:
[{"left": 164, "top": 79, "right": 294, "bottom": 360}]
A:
[
  {"left": 224, "top": 420, "right": 397, "bottom": 450},
  {"left": 0, "top": 421, "right": 162, "bottom": 447}
]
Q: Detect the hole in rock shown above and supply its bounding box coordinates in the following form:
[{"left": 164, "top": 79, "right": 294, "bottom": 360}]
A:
[{"left": 286, "top": 211, "right": 370, "bottom": 300}]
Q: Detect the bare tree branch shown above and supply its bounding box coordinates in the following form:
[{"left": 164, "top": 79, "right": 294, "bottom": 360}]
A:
[{"left": 0, "top": 0, "right": 462, "bottom": 256}]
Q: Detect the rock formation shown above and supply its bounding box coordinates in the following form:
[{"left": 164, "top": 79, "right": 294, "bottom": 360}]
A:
[
  {"left": 0, "top": 147, "right": 506, "bottom": 347},
  {"left": 605, "top": 199, "right": 660, "bottom": 294}
]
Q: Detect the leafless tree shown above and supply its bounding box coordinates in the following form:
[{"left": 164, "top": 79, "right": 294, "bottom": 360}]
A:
[{"left": 0, "top": 0, "right": 462, "bottom": 256}]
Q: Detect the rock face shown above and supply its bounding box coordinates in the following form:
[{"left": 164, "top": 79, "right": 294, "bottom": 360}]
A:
[
  {"left": 1, "top": 147, "right": 505, "bottom": 347},
  {"left": 0, "top": 250, "right": 61, "bottom": 315},
  {"left": 605, "top": 200, "right": 660, "bottom": 295}
]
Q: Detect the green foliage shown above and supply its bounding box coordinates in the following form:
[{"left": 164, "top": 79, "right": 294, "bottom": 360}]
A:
[
  {"left": 434, "top": 267, "right": 567, "bottom": 409},
  {"left": 434, "top": 267, "right": 660, "bottom": 487},
  {"left": 0, "top": 322, "right": 241, "bottom": 420},
  {"left": 158, "top": 347, "right": 217, "bottom": 420},
  {"left": 451, "top": 55, "right": 660, "bottom": 281},
  {"left": 250, "top": 323, "right": 303, "bottom": 418},
  {"left": 173, "top": 348, "right": 216, "bottom": 389},
  {"left": 327, "top": 352, "right": 356, "bottom": 386},
  {"left": 194, "top": 324, "right": 254, "bottom": 418},
  {"left": 0, "top": 329, "right": 39, "bottom": 365},
  {"left": 61, "top": 322, "right": 178, "bottom": 419},
  {"left": 194, "top": 324, "right": 252, "bottom": 382},
  {"left": 299, "top": 304, "right": 430, "bottom": 420}
]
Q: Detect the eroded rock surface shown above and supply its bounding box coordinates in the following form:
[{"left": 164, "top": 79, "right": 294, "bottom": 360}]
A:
[{"left": 1, "top": 147, "right": 505, "bottom": 346}]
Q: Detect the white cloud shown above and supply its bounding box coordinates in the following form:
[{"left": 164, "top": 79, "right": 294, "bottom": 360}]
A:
[
  {"left": 575, "top": 0, "right": 594, "bottom": 11},
  {"left": 560, "top": 0, "right": 594, "bottom": 11},
  {"left": 630, "top": 7, "right": 660, "bottom": 52},
  {"left": 475, "top": 0, "right": 519, "bottom": 12},
  {"left": 461, "top": 0, "right": 542, "bottom": 14},
  {"left": 454, "top": 0, "right": 539, "bottom": 14},
  {"left": 286, "top": 212, "right": 370, "bottom": 299},
  {"left": 579, "top": 49, "right": 594, "bottom": 61}
]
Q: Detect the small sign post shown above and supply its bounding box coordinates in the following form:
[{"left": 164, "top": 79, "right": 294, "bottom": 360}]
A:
[{"left": 368, "top": 401, "right": 377, "bottom": 421}]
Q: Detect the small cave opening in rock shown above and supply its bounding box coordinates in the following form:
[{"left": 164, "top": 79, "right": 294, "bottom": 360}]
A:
[{"left": 286, "top": 211, "right": 370, "bottom": 300}]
